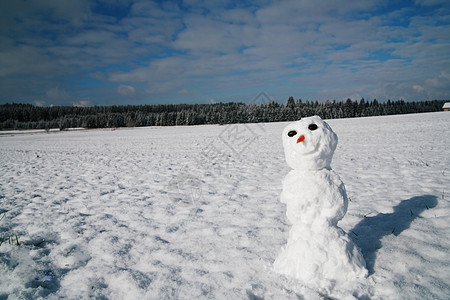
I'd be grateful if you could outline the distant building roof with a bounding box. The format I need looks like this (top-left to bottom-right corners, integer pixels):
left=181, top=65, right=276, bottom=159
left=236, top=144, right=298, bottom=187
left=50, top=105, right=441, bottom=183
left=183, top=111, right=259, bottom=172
left=443, top=102, right=450, bottom=109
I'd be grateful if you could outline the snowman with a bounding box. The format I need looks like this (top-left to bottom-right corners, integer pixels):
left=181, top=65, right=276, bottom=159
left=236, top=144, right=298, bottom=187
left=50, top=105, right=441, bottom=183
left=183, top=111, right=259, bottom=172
left=274, top=116, right=367, bottom=293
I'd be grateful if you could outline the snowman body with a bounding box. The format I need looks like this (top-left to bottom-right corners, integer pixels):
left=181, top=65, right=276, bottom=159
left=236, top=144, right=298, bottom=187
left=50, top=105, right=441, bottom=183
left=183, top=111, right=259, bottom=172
left=274, top=116, right=367, bottom=292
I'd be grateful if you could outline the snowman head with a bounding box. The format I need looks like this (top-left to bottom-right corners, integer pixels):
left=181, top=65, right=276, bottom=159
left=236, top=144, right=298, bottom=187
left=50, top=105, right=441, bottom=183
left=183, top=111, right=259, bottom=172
left=282, top=116, right=338, bottom=170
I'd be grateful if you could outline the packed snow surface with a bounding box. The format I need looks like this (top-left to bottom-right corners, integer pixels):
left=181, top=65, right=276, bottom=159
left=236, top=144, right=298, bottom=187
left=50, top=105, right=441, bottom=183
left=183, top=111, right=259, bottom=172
left=0, top=112, right=449, bottom=299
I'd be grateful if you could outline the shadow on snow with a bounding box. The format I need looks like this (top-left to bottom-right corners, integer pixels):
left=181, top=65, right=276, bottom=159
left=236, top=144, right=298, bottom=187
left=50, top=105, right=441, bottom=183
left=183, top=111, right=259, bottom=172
left=351, top=194, right=438, bottom=275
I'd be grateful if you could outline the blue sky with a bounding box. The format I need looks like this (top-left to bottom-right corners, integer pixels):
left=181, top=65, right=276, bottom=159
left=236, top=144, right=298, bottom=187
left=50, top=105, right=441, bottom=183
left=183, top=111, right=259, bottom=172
left=0, top=0, right=449, bottom=106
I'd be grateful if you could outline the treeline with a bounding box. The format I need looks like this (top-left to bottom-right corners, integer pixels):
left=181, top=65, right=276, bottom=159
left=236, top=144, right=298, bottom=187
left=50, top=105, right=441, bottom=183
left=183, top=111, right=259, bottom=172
left=0, top=98, right=446, bottom=130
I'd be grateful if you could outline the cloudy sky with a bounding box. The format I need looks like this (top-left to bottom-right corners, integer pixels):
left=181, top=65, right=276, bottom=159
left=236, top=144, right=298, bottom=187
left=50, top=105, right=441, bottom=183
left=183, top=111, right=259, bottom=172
left=1, top=0, right=449, bottom=106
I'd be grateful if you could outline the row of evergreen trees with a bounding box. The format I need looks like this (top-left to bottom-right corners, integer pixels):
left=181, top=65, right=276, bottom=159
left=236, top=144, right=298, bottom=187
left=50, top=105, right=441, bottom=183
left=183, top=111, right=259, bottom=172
left=0, top=98, right=446, bottom=130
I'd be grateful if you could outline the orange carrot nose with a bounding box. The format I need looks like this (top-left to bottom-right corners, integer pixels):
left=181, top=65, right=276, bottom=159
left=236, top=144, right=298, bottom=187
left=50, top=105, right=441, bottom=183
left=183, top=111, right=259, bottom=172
left=297, top=135, right=305, bottom=143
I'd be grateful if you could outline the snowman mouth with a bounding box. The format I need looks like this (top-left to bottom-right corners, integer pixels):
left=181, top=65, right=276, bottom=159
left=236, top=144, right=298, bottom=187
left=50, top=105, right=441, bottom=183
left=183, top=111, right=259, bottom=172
left=296, top=140, right=321, bottom=156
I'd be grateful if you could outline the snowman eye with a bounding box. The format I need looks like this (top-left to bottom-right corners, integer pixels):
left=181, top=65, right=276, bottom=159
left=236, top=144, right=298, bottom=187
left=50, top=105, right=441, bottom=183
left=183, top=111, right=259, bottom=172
left=308, top=124, right=318, bottom=131
left=287, top=130, right=297, bottom=137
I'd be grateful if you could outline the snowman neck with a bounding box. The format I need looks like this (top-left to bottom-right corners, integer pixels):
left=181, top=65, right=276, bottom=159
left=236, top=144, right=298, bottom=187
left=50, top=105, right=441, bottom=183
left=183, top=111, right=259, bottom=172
left=291, top=166, right=332, bottom=173
left=286, top=155, right=333, bottom=171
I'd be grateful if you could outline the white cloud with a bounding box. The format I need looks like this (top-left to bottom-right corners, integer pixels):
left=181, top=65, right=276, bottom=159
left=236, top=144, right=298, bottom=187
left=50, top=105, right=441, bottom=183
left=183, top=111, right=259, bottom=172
left=46, top=87, right=71, bottom=101
left=117, top=84, right=137, bottom=97
left=0, top=44, right=62, bottom=77
left=172, top=15, right=247, bottom=54
left=178, top=88, right=189, bottom=95
left=413, top=85, right=425, bottom=92
left=72, top=100, right=91, bottom=107
left=414, top=0, right=449, bottom=6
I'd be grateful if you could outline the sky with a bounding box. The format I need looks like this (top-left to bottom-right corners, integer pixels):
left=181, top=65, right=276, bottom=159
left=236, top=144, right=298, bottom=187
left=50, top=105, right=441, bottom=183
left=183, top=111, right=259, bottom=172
left=0, top=0, right=449, bottom=107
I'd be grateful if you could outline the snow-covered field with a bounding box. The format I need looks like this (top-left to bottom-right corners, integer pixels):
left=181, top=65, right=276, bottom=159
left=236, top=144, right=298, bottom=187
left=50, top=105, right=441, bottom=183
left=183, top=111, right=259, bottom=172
left=0, top=112, right=449, bottom=299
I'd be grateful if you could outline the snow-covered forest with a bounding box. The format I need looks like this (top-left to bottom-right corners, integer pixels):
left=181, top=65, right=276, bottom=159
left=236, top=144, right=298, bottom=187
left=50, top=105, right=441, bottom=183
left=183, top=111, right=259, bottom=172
left=1, top=98, right=446, bottom=130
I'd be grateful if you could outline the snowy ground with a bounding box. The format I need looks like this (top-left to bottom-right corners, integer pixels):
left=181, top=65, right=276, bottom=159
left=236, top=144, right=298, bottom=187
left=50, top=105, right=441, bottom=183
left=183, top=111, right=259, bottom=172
left=0, top=112, right=449, bottom=299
